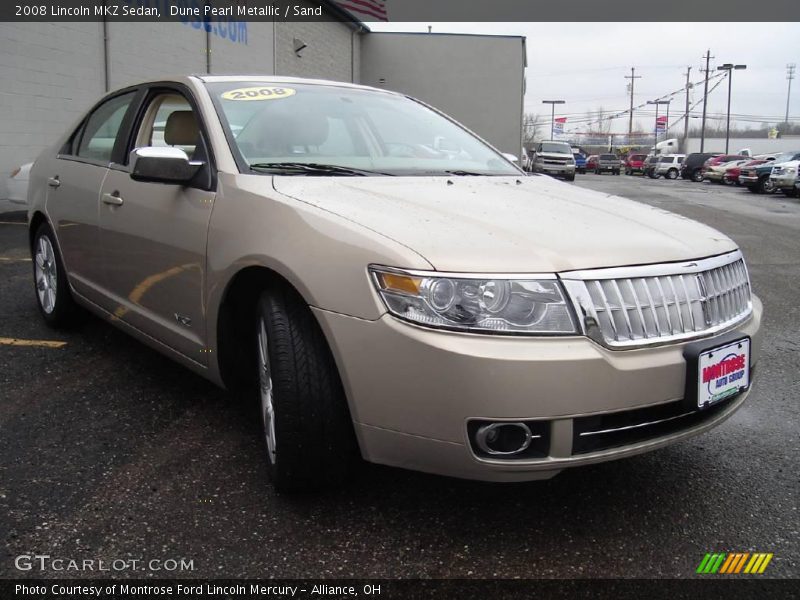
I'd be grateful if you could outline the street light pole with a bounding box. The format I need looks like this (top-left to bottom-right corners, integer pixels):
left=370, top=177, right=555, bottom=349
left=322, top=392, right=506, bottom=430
left=717, top=63, right=747, bottom=153
left=542, top=100, right=565, bottom=140
left=647, top=99, right=671, bottom=148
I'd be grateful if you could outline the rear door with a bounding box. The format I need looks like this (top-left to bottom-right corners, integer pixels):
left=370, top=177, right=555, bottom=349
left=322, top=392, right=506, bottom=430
left=45, top=90, right=138, bottom=306
left=98, top=85, right=216, bottom=362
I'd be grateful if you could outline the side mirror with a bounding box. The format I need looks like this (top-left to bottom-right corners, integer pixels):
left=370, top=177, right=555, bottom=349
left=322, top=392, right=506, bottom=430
left=130, top=147, right=203, bottom=184
left=502, top=152, right=519, bottom=164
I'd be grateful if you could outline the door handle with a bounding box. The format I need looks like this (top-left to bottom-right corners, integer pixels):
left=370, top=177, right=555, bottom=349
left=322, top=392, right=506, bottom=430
left=102, top=192, right=124, bottom=206
left=47, top=176, right=60, bottom=188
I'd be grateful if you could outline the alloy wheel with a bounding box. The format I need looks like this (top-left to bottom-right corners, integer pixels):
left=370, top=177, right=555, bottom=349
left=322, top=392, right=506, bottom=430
left=257, top=317, right=277, bottom=464
left=34, top=236, right=57, bottom=314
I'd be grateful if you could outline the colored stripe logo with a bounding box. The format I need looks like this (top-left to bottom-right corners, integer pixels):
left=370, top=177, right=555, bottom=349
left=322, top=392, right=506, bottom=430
left=697, top=552, right=773, bottom=574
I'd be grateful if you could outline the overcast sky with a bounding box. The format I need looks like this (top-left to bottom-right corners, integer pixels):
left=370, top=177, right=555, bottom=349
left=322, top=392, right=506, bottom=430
left=368, top=22, right=800, bottom=134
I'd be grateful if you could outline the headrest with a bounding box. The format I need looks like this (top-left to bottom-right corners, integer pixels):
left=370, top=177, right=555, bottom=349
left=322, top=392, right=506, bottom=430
left=164, top=111, right=199, bottom=146
left=238, top=109, right=330, bottom=156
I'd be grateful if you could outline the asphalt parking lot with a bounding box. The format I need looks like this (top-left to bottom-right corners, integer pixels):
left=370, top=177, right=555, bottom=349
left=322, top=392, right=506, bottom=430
left=1, top=174, right=798, bottom=580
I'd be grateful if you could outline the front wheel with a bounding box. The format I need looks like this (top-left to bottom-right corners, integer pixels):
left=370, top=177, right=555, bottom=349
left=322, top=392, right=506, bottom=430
left=565, top=174, right=575, bottom=182
left=32, top=222, right=79, bottom=328
left=255, top=285, right=357, bottom=492
left=666, top=169, right=678, bottom=180
left=691, top=170, right=704, bottom=183
left=759, top=177, right=775, bottom=194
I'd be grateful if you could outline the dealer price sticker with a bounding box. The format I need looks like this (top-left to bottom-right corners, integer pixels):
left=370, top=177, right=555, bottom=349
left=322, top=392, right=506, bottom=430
left=697, top=338, right=750, bottom=408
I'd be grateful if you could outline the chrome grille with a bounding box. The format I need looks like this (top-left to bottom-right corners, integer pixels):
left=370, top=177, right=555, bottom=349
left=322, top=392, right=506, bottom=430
left=561, top=251, right=752, bottom=348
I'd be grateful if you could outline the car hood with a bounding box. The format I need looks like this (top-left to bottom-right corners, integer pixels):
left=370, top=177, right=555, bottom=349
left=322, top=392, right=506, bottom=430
left=272, top=175, right=736, bottom=272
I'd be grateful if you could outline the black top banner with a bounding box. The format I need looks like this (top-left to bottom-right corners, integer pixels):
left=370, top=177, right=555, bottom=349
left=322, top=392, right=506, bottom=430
left=2, top=0, right=799, bottom=22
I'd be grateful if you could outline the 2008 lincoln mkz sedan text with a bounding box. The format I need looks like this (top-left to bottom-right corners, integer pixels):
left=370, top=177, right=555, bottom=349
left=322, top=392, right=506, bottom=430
left=27, top=76, right=762, bottom=491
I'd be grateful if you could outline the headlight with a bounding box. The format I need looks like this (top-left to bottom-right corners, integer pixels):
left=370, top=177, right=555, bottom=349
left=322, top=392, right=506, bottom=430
left=369, top=266, right=578, bottom=334
left=786, top=167, right=797, bottom=174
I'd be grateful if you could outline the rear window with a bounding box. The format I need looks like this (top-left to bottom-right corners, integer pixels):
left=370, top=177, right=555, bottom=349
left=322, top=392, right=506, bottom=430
left=630, top=154, right=646, bottom=160
left=600, top=154, right=617, bottom=160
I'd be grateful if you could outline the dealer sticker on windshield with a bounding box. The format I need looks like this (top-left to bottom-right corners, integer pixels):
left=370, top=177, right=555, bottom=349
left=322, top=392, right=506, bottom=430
left=221, top=86, right=296, bottom=101
left=697, top=338, right=750, bottom=408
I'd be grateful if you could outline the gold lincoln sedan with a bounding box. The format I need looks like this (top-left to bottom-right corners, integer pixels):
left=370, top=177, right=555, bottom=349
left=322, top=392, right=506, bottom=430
left=27, top=76, right=761, bottom=491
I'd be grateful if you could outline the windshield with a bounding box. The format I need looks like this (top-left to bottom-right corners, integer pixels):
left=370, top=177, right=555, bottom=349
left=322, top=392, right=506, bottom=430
left=206, top=82, right=520, bottom=176
left=539, top=142, right=571, bottom=154
left=773, top=152, right=797, bottom=163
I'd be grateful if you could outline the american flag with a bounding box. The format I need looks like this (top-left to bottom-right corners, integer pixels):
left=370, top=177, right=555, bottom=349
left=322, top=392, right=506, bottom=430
left=332, top=0, right=388, bottom=21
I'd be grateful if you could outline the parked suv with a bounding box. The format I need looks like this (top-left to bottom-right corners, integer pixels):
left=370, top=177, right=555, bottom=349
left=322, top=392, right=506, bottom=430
left=681, top=153, right=720, bottom=182
left=531, top=141, right=576, bottom=181
left=595, top=153, right=621, bottom=175
left=572, top=149, right=587, bottom=174
left=653, top=154, right=686, bottom=179
left=624, top=153, right=647, bottom=175
left=643, top=155, right=659, bottom=178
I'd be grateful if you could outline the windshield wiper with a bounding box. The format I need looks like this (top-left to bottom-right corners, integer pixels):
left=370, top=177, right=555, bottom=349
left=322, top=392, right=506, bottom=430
left=443, top=169, right=487, bottom=176
left=249, top=162, right=393, bottom=176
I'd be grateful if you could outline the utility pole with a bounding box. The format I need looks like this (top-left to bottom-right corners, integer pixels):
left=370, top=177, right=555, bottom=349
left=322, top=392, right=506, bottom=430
left=700, top=49, right=713, bottom=152
left=624, top=67, right=641, bottom=142
left=786, top=64, right=796, bottom=124
left=683, top=66, right=692, bottom=152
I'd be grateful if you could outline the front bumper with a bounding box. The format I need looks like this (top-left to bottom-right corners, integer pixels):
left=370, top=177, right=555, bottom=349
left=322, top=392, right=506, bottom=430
left=314, top=296, right=762, bottom=482
left=739, top=174, right=759, bottom=185
left=536, top=165, right=575, bottom=176
left=770, top=174, right=796, bottom=190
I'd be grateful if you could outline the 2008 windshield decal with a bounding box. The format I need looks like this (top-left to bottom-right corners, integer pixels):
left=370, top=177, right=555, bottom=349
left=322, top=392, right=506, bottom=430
left=221, top=87, right=297, bottom=101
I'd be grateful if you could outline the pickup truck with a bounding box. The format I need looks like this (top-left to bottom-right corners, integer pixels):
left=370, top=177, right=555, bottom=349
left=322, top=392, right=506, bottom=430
left=594, top=153, right=621, bottom=175
left=769, top=160, right=800, bottom=197
left=740, top=151, right=800, bottom=193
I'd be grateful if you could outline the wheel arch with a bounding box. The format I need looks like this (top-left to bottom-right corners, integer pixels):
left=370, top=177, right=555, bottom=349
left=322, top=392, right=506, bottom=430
left=215, top=264, right=332, bottom=395
left=28, top=210, right=49, bottom=250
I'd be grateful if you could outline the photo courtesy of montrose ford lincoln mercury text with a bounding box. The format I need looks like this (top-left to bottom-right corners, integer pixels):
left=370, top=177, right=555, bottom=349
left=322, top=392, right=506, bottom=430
left=26, top=75, right=762, bottom=491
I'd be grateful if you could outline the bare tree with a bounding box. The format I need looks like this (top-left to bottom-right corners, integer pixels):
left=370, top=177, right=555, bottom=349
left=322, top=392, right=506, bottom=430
left=523, top=113, right=542, bottom=145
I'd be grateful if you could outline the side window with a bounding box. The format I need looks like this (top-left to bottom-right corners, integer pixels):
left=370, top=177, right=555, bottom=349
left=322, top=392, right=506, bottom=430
left=135, top=93, right=199, bottom=159
left=76, top=92, right=136, bottom=163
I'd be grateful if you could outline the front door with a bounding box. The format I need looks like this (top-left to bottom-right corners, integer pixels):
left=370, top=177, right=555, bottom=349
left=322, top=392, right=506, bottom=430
left=99, top=89, right=216, bottom=363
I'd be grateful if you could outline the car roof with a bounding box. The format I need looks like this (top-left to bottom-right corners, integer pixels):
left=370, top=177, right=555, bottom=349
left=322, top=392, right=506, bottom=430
left=124, top=74, right=401, bottom=97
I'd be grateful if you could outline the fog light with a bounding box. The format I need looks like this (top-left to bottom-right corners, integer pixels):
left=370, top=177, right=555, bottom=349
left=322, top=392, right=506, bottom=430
left=475, top=422, right=533, bottom=455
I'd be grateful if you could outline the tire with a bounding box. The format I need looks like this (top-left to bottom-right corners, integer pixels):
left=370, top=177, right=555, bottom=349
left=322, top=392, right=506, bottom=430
left=759, top=177, right=775, bottom=194
left=32, top=222, right=79, bottom=328
left=746, top=185, right=759, bottom=193
left=691, top=170, right=704, bottom=183
left=614, top=169, right=620, bottom=176
left=625, top=168, right=631, bottom=175
left=783, top=188, right=798, bottom=198
left=594, top=169, right=600, bottom=175
left=565, top=174, right=575, bottom=182
left=666, top=169, right=678, bottom=180
left=255, top=285, right=357, bottom=492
